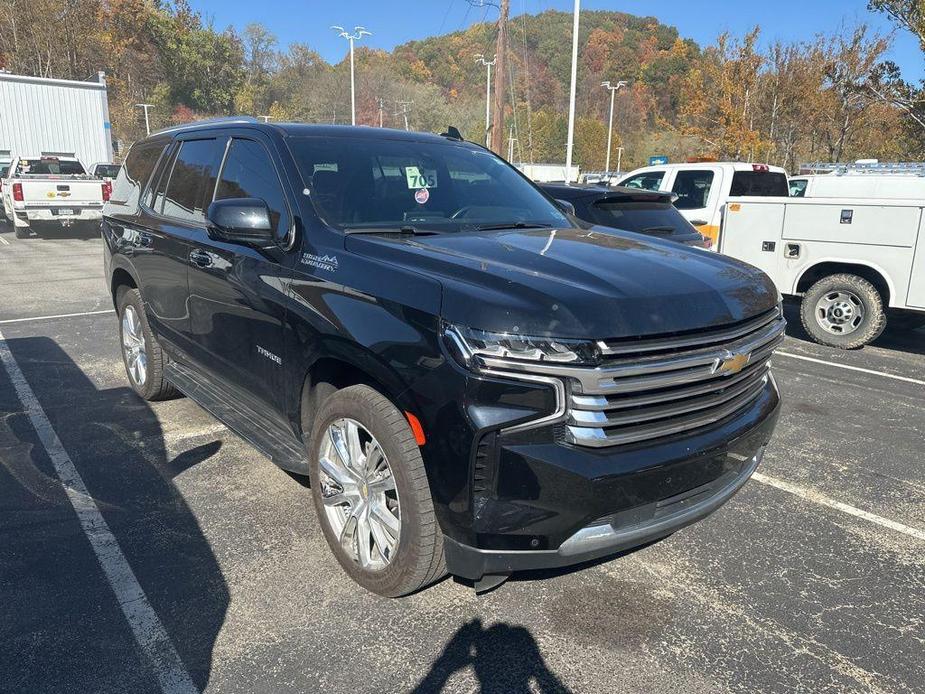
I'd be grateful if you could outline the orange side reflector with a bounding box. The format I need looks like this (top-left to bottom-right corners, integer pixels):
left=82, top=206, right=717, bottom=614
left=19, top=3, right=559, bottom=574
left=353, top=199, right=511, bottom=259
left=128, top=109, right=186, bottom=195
left=729, top=203, right=741, bottom=212
left=405, top=411, right=426, bottom=446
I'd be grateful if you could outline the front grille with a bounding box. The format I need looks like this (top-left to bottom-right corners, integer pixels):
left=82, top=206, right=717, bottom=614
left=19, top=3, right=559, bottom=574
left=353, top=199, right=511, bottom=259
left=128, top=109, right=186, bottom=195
left=477, top=307, right=785, bottom=448
left=566, top=308, right=784, bottom=447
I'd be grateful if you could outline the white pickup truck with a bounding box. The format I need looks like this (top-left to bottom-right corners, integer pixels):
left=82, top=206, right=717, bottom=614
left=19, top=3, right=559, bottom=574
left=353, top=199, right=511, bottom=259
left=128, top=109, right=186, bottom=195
left=1, top=156, right=110, bottom=238
left=720, top=196, right=925, bottom=348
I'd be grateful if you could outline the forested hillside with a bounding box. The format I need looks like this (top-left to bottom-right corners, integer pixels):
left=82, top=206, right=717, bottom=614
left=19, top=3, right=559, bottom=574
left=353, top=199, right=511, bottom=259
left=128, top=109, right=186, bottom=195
left=1, top=0, right=922, bottom=171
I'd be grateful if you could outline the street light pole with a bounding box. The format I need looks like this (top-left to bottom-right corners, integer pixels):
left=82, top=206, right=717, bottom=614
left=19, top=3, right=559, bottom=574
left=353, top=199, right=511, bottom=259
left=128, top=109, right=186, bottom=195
left=564, top=0, right=580, bottom=183
left=332, top=25, right=372, bottom=126
left=601, top=80, right=627, bottom=172
left=135, top=103, right=154, bottom=136
left=475, top=54, right=496, bottom=148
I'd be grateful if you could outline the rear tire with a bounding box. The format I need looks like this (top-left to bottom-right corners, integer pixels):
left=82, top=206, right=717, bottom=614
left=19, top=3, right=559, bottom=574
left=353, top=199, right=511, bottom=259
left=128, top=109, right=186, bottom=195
left=14, top=227, right=28, bottom=239
left=117, top=288, right=178, bottom=400
left=800, top=273, right=885, bottom=349
left=307, top=385, right=445, bottom=597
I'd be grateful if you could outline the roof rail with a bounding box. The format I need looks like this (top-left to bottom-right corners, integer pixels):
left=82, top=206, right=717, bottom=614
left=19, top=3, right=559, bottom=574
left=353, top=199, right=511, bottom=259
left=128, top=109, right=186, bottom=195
left=799, top=161, right=925, bottom=176
left=152, top=116, right=262, bottom=136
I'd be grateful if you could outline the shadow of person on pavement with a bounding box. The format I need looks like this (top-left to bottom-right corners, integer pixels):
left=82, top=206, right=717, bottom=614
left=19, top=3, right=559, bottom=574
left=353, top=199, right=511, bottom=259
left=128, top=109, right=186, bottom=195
left=412, top=618, right=571, bottom=694
left=0, top=335, right=228, bottom=692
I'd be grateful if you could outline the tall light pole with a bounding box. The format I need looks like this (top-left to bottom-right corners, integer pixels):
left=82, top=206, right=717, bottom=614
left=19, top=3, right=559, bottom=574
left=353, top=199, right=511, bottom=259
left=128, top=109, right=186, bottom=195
left=475, top=54, right=496, bottom=148
left=564, top=0, right=580, bottom=183
left=332, top=25, right=372, bottom=126
left=135, top=103, right=154, bottom=136
left=601, top=80, right=627, bottom=172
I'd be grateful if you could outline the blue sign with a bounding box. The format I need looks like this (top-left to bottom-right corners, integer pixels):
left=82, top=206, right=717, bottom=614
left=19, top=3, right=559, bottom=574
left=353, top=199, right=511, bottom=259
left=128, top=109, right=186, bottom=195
left=649, top=155, right=669, bottom=166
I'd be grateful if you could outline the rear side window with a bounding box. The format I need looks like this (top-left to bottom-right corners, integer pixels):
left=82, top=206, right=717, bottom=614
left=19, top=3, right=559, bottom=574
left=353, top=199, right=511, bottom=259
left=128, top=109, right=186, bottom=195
left=789, top=179, right=807, bottom=197
left=111, top=142, right=165, bottom=209
left=94, top=164, right=122, bottom=179
left=592, top=201, right=695, bottom=237
left=161, top=139, right=223, bottom=223
left=215, top=138, right=291, bottom=239
left=620, top=172, right=664, bottom=191
left=671, top=170, right=714, bottom=210
left=730, top=171, right=789, bottom=196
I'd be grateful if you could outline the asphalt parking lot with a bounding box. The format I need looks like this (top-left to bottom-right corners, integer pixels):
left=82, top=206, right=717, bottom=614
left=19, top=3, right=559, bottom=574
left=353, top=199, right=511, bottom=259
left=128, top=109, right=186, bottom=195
left=1, top=225, right=923, bottom=694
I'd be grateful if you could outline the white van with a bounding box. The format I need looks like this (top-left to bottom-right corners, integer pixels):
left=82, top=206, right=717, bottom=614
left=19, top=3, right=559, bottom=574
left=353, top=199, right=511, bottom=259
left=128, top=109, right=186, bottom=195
left=617, top=162, right=789, bottom=246
left=789, top=173, right=925, bottom=199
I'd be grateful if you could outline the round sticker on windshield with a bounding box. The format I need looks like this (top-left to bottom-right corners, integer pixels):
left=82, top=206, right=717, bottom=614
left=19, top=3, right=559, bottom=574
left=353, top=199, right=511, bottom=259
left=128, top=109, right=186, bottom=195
left=414, top=188, right=430, bottom=205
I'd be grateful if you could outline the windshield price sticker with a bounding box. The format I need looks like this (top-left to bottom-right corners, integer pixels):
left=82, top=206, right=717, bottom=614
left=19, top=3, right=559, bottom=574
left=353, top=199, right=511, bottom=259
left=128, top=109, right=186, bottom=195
left=405, top=166, right=437, bottom=189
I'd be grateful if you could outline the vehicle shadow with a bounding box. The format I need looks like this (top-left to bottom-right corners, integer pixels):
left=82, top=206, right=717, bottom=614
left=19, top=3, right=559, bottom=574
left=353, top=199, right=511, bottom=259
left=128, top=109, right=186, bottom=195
left=782, top=300, right=925, bottom=357
left=412, top=618, right=571, bottom=694
left=0, top=336, right=227, bottom=692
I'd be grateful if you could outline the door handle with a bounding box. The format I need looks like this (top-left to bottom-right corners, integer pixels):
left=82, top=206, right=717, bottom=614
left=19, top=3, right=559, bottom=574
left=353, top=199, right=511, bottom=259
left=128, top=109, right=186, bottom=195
left=189, top=249, right=212, bottom=268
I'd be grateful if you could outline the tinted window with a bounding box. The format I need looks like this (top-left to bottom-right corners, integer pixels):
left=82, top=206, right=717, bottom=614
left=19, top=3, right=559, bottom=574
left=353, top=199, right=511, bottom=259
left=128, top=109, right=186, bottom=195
left=620, top=172, right=664, bottom=191
left=789, top=178, right=808, bottom=197
left=215, top=138, right=290, bottom=238
left=592, top=201, right=696, bottom=238
left=148, top=145, right=178, bottom=211
left=111, top=143, right=165, bottom=208
left=94, top=164, right=122, bottom=179
left=16, top=159, right=85, bottom=175
left=730, top=171, right=789, bottom=196
left=289, top=136, right=568, bottom=232
left=161, top=139, right=223, bottom=223
left=671, top=170, right=714, bottom=210
left=0, top=165, right=9, bottom=178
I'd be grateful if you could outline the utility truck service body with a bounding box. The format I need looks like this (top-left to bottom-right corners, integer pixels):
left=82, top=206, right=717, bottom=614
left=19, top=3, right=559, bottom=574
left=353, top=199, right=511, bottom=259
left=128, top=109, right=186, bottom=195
left=720, top=196, right=925, bottom=347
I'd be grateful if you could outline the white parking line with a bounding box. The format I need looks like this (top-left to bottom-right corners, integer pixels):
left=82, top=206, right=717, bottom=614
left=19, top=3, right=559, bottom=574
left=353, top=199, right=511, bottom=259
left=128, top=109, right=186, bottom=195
left=0, top=329, right=198, bottom=694
left=752, top=472, right=925, bottom=542
left=776, top=351, right=925, bottom=387
left=0, top=309, right=115, bottom=325
left=0, top=235, right=9, bottom=245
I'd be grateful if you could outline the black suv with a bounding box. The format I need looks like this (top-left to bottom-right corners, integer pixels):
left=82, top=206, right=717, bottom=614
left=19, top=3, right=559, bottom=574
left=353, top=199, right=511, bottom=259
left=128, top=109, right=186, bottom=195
left=103, top=120, right=783, bottom=596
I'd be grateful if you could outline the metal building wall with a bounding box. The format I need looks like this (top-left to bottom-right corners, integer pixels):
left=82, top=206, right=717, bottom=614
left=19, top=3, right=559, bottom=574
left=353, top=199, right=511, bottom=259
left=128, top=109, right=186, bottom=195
left=0, top=72, right=113, bottom=166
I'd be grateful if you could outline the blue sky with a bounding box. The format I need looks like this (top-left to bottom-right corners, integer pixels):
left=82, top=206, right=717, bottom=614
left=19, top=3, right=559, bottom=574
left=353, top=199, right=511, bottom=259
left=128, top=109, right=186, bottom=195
left=189, top=0, right=924, bottom=81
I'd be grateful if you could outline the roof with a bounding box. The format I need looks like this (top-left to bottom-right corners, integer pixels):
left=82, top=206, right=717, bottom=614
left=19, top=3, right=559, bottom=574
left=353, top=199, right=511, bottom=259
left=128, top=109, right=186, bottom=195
left=623, top=162, right=788, bottom=174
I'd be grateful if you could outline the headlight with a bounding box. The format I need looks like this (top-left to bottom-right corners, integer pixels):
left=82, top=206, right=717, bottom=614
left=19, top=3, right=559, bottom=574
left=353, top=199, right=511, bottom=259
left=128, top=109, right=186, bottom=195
left=443, top=323, right=602, bottom=368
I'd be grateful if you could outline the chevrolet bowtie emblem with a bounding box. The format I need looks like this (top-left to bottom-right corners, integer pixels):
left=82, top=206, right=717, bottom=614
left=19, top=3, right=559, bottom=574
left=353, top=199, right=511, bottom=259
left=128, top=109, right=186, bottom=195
left=717, top=352, right=750, bottom=375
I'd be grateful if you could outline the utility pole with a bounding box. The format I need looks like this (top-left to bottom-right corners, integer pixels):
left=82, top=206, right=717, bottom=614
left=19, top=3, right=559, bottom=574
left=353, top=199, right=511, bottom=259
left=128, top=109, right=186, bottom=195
left=564, top=0, right=580, bottom=183
left=491, top=0, right=509, bottom=154
left=378, top=98, right=384, bottom=127
left=331, top=25, right=372, bottom=126
left=507, top=124, right=517, bottom=162
left=601, top=80, right=627, bottom=172
left=135, top=103, right=154, bottom=136
left=474, top=54, right=496, bottom=148
left=615, top=146, right=624, bottom=174
left=394, top=101, right=413, bottom=131
left=258, top=115, right=271, bottom=123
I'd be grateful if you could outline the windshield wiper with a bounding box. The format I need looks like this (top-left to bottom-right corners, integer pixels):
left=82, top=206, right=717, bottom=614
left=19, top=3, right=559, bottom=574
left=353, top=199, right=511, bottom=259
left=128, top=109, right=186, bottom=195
left=344, top=225, right=439, bottom=236
left=640, top=226, right=677, bottom=234
left=473, top=221, right=553, bottom=231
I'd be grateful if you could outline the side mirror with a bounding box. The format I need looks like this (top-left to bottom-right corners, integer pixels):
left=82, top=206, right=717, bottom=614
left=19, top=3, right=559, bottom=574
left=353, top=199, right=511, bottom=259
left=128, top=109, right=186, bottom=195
left=206, top=198, right=274, bottom=245
left=555, top=199, right=576, bottom=216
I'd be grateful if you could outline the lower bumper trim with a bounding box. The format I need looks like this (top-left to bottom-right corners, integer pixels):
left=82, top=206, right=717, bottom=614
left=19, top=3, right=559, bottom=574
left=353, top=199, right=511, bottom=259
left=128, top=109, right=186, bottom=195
left=443, top=446, right=765, bottom=580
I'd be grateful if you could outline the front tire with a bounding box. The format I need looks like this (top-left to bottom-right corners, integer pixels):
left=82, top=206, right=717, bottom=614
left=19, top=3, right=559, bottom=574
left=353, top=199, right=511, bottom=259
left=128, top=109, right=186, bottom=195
left=117, top=288, right=177, bottom=400
left=800, top=273, right=885, bottom=349
left=308, top=385, right=445, bottom=597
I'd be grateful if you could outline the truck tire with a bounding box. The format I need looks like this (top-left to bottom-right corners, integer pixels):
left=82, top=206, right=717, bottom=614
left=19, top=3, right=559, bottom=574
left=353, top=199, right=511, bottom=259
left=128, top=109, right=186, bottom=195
left=307, top=385, right=446, bottom=597
left=117, top=288, right=178, bottom=400
left=14, top=226, right=29, bottom=239
left=800, top=273, right=885, bottom=349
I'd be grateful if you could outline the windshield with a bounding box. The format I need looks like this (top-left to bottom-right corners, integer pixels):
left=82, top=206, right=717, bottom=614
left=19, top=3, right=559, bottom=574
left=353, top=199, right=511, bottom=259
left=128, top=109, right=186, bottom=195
left=94, top=164, right=121, bottom=178
left=288, top=136, right=569, bottom=232
left=0, top=165, right=9, bottom=178
left=592, top=201, right=696, bottom=237
left=15, top=159, right=86, bottom=176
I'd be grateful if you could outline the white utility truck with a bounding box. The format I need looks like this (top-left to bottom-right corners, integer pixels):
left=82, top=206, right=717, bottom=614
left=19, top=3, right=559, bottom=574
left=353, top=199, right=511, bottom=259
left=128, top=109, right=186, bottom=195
left=720, top=196, right=925, bottom=348
left=2, top=156, right=109, bottom=238
left=617, top=162, right=790, bottom=247
left=790, top=162, right=925, bottom=199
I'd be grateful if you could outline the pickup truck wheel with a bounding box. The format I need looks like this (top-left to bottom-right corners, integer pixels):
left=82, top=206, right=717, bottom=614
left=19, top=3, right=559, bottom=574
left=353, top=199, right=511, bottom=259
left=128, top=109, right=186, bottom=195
left=117, top=288, right=177, bottom=400
left=308, top=385, right=446, bottom=597
left=800, top=274, right=885, bottom=349
left=14, top=227, right=29, bottom=239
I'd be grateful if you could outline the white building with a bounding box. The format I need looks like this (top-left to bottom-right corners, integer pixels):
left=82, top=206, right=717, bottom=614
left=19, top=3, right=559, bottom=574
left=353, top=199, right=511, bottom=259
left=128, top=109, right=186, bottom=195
left=0, top=71, right=113, bottom=165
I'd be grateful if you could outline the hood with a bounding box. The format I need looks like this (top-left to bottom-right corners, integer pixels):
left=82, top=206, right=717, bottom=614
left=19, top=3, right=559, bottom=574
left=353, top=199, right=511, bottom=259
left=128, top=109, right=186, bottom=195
left=344, top=226, right=779, bottom=339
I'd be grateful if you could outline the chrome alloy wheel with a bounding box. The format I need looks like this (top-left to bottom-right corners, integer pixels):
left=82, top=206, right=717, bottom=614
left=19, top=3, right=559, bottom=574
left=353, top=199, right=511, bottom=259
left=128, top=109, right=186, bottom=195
left=121, top=305, right=148, bottom=386
left=816, top=290, right=865, bottom=335
left=318, top=418, right=401, bottom=570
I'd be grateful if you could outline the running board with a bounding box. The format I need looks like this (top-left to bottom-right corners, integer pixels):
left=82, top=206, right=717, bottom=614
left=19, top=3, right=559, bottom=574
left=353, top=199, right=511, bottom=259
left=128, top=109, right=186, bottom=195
left=164, top=362, right=308, bottom=474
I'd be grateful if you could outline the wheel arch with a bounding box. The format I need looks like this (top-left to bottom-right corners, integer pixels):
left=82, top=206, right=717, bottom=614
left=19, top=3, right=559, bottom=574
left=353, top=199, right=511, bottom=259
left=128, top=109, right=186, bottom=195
left=793, top=260, right=894, bottom=307
left=110, top=264, right=139, bottom=309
